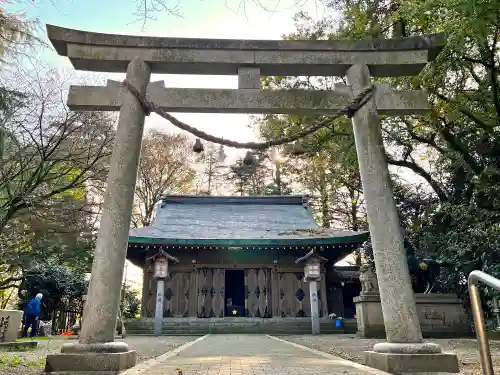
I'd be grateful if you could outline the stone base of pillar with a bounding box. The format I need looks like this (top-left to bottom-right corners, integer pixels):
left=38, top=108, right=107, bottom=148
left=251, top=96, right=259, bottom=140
left=45, top=342, right=136, bottom=374
left=364, top=342, right=459, bottom=374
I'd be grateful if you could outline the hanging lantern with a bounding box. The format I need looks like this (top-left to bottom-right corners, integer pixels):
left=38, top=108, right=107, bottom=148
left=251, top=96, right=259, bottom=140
left=243, top=151, right=254, bottom=166
left=193, top=138, right=204, bottom=153
left=305, top=263, right=321, bottom=279
left=153, top=255, right=169, bottom=279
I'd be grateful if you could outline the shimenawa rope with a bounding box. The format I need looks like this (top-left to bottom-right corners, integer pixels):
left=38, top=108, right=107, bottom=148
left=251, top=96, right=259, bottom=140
left=122, top=80, right=374, bottom=150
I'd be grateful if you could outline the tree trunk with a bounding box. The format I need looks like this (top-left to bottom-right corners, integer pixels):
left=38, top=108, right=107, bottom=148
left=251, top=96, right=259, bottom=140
left=319, top=168, right=330, bottom=228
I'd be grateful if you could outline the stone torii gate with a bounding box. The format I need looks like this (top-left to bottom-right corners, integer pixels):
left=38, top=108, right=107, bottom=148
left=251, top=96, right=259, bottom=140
left=45, top=25, right=459, bottom=374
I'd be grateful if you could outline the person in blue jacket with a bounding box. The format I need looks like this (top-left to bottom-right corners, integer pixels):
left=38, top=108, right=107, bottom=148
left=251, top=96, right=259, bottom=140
left=23, top=293, right=43, bottom=337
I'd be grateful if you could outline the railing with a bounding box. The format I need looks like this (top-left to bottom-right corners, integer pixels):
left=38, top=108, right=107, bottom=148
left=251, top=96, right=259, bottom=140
left=468, top=270, right=500, bottom=375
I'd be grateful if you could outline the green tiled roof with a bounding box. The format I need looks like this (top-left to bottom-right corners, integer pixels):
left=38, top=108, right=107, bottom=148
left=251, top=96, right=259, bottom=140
left=128, top=195, right=369, bottom=246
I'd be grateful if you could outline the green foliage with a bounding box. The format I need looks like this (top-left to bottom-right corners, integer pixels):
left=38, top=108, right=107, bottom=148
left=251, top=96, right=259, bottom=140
left=18, top=264, right=86, bottom=321
left=0, top=353, right=45, bottom=369
left=120, top=285, right=141, bottom=319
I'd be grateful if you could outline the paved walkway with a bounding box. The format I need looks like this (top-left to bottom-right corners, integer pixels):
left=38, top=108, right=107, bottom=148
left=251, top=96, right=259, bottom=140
left=136, top=335, right=388, bottom=375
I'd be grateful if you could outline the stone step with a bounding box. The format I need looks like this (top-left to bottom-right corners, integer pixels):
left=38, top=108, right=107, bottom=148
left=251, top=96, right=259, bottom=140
left=124, top=318, right=349, bottom=335
left=128, top=330, right=344, bottom=335
left=126, top=321, right=343, bottom=326
left=125, top=326, right=344, bottom=334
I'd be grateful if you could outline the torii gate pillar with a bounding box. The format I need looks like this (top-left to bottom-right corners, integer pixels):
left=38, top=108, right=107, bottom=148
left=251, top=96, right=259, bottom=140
left=46, top=58, right=150, bottom=373
left=347, top=64, right=459, bottom=374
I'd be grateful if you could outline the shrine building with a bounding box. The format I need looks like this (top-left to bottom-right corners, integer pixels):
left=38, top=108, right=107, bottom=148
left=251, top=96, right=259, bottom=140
left=126, top=195, right=368, bottom=331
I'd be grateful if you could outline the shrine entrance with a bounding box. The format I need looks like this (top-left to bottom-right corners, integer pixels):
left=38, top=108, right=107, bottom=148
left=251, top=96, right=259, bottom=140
left=225, top=270, right=245, bottom=317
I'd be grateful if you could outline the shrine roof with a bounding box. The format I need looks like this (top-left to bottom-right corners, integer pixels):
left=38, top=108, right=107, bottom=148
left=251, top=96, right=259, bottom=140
left=128, top=195, right=368, bottom=246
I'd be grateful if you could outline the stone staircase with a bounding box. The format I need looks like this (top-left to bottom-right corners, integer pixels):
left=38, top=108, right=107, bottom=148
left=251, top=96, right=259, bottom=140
left=125, top=317, right=356, bottom=335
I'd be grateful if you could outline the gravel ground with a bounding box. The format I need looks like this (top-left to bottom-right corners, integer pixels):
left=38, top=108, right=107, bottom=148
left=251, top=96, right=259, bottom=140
left=0, top=335, right=201, bottom=375
left=278, top=334, right=500, bottom=375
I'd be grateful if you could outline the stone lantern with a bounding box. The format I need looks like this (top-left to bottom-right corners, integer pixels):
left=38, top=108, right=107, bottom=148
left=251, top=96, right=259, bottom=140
left=147, top=248, right=179, bottom=337
left=295, top=249, right=328, bottom=335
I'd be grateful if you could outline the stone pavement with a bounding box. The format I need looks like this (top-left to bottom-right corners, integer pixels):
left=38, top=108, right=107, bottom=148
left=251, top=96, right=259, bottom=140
left=129, top=335, right=389, bottom=375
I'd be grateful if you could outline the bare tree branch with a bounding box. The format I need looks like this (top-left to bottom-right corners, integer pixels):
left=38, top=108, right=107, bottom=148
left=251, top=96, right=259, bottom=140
left=133, top=130, right=196, bottom=227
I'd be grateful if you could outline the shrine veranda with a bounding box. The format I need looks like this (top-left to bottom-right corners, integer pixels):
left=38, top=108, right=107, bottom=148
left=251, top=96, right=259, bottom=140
left=44, top=25, right=461, bottom=375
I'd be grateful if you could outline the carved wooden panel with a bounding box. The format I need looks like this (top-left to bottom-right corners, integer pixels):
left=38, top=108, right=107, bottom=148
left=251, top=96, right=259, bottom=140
left=163, top=277, right=173, bottom=317
left=141, top=270, right=151, bottom=317
left=296, top=273, right=310, bottom=317
left=197, top=268, right=212, bottom=318
left=163, top=273, right=190, bottom=317
left=257, top=268, right=271, bottom=317
left=212, top=269, right=225, bottom=318
left=244, top=268, right=258, bottom=317
left=278, top=272, right=310, bottom=317
left=271, top=269, right=279, bottom=317
left=243, top=268, right=271, bottom=318
left=319, top=276, right=328, bottom=317
left=145, top=275, right=157, bottom=317
left=188, top=271, right=198, bottom=317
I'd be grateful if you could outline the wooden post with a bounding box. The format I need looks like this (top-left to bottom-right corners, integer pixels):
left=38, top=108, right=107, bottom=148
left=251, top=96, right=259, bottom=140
left=309, top=279, right=320, bottom=335
left=149, top=250, right=179, bottom=336
left=154, top=279, right=165, bottom=337
left=295, top=249, right=328, bottom=335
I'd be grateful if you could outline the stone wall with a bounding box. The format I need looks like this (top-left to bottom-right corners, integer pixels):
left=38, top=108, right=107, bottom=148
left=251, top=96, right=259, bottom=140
left=0, top=310, right=23, bottom=343
left=354, top=293, right=472, bottom=338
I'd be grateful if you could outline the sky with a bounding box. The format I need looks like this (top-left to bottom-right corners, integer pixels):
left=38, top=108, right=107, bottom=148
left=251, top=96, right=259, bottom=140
left=8, top=0, right=431, bottom=290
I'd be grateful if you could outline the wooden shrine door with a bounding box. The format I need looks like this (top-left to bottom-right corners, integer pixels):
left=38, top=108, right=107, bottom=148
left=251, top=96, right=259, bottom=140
left=244, top=268, right=271, bottom=317
left=196, top=268, right=225, bottom=318
left=163, top=272, right=191, bottom=317
left=278, top=272, right=311, bottom=317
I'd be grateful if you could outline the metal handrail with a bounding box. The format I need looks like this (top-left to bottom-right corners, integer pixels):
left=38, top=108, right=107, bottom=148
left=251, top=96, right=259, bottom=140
left=468, top=270, right=500, bottom=375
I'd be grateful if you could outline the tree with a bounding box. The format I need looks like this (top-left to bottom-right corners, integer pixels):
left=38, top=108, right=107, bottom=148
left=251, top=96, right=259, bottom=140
left=0, top=62, right=115, bottom=291
left=120, top=284, right=141, bottom=319
left=18, top=263, right=86, bottom=322
left=257, top=50, right=365, bottom=229
left=278, top=1, right=500, bottom=309
left=133, top=130, right=196, bottom=227
left=0, top=63, right=114, bottom=232
left=0, top=2, right=41, bottom=61
left=225, top=151, right=272, bottom=196
left=134, top=0, right=322, bottom=30
left=196, top=143, right=226, bottom=195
